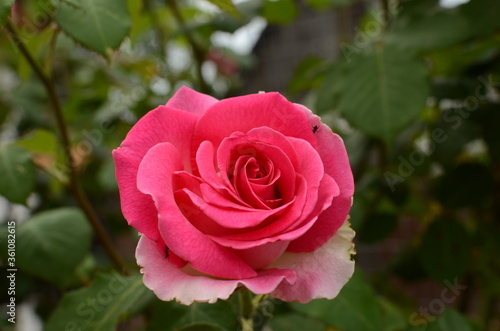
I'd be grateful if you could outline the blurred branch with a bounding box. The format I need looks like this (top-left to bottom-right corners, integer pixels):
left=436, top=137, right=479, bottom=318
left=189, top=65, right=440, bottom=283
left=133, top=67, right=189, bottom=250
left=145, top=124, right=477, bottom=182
left=165, top=0, right=209, bottom=93
left=4, top=20, right=129, bottom=275
left=379, top=0, right=390, bottom=26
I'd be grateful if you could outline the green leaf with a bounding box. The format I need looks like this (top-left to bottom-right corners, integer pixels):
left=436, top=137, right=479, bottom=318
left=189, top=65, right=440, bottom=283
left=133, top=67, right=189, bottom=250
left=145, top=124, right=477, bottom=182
left=46, top=273, right=149, bottom=331
left=0, top=145, right=36, bottom=204
left=290, top=270, right=383, bottom=331
left=147, top=300, right=238, bottom=331
left=459, top=0, right=500, bottom=37
left=0, top=0, right=14, bottom=26
left=204, top=0, right=239, bottom=17
left=54, top=0, right=131, bottom=56
left=262, top=0, right=298, bottom=25
left=335, top=44, right=429, bottom=142
left=421, top=308, right=474, bottom=331
left=177, top=323, right=225, bottom=331
left=267, top=313, right=325, bottom=331
left=288, top=55, right=326, bottom=94
left=304, top=0, right=352, bottom=11
left=385, top=6, right=472, bottom=51
left=419, top=218, right=471, bottom=281
left=16, top=129, right=58, bottom=160
left=16, top=208, right=92, bottom=287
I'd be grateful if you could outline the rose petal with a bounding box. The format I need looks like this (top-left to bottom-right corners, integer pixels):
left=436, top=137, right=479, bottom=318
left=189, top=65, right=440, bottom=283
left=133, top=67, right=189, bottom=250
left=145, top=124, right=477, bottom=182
left=231, top=241, right=289, bottom=269
left=166, top=85, right=218, bottom=116
left=209, top=173, right=338, bottom=248
left=112, top=107, right=198, bottom=241
left=286, top=196, right=351, bottom=253
left=269, top=220, right=355, bottom=303
left=192, top=93, right=317, bottom=172
left=137, top=142, right=256, bottom=279
left=136, top=235, right=296, bottom=305
left=297, top=104, right=354, bottom=197
left=181, top=187, right=294, bottom=229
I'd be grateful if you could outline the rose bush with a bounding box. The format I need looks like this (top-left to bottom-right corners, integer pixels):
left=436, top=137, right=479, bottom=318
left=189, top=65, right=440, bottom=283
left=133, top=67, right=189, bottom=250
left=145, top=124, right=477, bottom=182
left=113, top=87, right=355, bottom=304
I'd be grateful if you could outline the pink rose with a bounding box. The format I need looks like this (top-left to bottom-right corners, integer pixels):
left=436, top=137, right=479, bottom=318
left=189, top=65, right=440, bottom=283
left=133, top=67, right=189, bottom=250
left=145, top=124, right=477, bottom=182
left=113, top=87, right=355, bottom=304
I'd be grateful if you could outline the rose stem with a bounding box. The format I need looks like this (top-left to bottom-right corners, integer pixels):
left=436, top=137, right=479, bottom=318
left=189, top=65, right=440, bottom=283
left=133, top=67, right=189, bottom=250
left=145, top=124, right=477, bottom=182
left=4, top=20, right=129, bottom=275
left=238, top=288, right=255, bottom=331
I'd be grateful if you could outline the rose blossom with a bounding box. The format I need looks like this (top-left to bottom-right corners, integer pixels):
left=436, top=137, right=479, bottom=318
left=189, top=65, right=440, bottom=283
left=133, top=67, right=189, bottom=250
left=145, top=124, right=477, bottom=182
left=113, top=86, right=355, bottom=304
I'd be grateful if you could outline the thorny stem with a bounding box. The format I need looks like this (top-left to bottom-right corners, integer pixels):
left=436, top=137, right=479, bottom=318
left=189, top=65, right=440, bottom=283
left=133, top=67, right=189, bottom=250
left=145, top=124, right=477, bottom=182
left=165, top=0, right=210, bottom=94
left=4, top=20, right=129, bottom=275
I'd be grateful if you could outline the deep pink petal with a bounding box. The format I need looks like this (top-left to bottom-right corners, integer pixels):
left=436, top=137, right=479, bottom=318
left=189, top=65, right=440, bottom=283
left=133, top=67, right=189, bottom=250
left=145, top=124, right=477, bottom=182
left=196, top=141, right=248, bottom=207
left=112, top=107, right=198, bottom=241
left=269, top=220, right=355, bottom=303
left=166, top=85, right=218, bottom=116
left=181, top=188, right=294, bottom=229
left=231, top=241, right=289, bottom=269
left=287, top=196, right=352, bottom=253
left=192, top=93, right=317, bottom=171
left=136, top=235, right=296, bottom=305
left=209, top=173, right=338, bottom=249
left=217, top=137, right=296, bottom=203
left=297, top=104, right=354, bottom=197
left=286, top=137, right=325, bottom=219
left=136, top=142, right=256, bottom=279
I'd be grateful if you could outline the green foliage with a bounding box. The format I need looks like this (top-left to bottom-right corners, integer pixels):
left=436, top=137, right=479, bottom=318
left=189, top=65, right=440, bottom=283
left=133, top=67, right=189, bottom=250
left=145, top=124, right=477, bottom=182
left=0, top=0, right=14, bottom=26
left=54, top=0, right=132, bottom=56
left=290, top=270, right=384, bottom=330
left=204, top=0, right=240, bottom=17
left=14, top=208, right=92, bottom=287
left=333, top=44, right=430, bottom=143
left=148, top=300, right=238, bottom=331
left=267, top=313, right=325, bottom=331
left=45, top=273, right=149, bottom=331
left=262, top=0, right=298, bottom=25
left=0, top=145, right=36, bottom=204
left=418, top=218, right=471, bottom=281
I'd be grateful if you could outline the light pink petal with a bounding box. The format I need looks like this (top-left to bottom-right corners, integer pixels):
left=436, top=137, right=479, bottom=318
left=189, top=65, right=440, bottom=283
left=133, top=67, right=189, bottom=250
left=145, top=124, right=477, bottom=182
left=192, top=93, right=317, bottom=169
left=166, top=85, right=219, bottom=116
left=286, top=195, right=351, bottom=253
left=112, top=107, right=198, bottom=241
left=297, top=104, right=354, bottom=197
left=136, top=142, right=256, bottom=279
left=269, top=220, right=356, bottom=303
left=136, top=235, right=296, bottom=305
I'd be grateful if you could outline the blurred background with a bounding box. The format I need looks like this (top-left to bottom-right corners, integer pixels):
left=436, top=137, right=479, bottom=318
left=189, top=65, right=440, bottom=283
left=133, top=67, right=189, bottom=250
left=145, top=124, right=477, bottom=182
left=0, top=0, right=499, bottom=330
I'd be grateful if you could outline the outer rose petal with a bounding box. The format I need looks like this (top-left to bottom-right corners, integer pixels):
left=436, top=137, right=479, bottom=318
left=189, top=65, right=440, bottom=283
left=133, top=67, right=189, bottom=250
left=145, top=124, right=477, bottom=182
left=286, top=196, right=352, bottom=253
left=136, top=235, right=296, bottom=305
left=112, top=108, right=198, bottom=242
left=296, top=103, right=354, bottom=197
left=166, top=85, right=219, bottom=116
left=192, top=93, right=317, bottom=172
left=269, top=219, right=356, bottom=303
